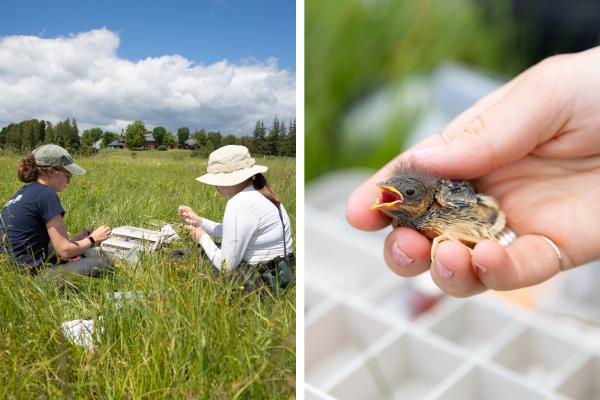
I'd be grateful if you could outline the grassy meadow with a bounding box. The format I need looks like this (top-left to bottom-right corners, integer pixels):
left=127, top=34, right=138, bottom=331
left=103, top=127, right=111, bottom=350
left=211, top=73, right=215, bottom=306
left=0, top=149, right=296, bottom=399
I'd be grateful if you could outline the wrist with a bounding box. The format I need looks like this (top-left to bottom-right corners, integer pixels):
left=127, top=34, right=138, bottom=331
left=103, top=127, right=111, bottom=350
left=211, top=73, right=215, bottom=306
left=87, top=235, right=96, bottom=247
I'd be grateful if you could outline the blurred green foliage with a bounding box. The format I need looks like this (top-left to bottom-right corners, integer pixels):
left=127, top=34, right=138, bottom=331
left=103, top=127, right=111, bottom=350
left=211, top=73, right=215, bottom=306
left=305, top=0, right=525, bottom=181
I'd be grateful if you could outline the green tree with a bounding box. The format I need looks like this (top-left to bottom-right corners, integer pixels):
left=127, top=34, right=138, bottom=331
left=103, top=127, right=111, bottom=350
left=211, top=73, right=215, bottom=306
left=238, top=135, right=253, bottom=150
left=34, top=119, right=46, bottom=146
left=193, top=128, right=207, bottom=147
left=152, top=126, right=167, bottom=146
left=44, top=122, right=55, bottom=144
left=67, top=118, right=81, bottom=151
left=222, top=134, right=237, bottom=146
left=177, top=127, right=190, bottom=146
left=2, top=123, right=19, bottom=150
left=53, top=120, right=68, bottom=148
left=51, top=118, right=80, bottom=151
left=206, top=131, right=222, bottom=152
left=266, top=116, right=282, bottom=156
left=1, top=119, right=48, bottom=151
left=82, top=127, right=103, bottom=147
left=22, top=120, right=35, bottom=150
left=125, top=120, right=146, bottom=149
left=101, top=131, right=120, bottom=148
left=279, top=120, right=287, bottom=154
left=252, top=120, right=267, bottom=155
left=278, top=118, right=295, bottom=157
left=286, top=117, right=296, bottom=157
left=9, top=124, right=24, bottom=150
left=0, top=125, right=7, bottom=147
left=163, top=133, right=177, bottom=147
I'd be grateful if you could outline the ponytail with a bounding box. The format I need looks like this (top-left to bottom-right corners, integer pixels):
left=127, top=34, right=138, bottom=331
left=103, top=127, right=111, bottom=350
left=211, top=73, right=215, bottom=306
left=17, top=155, right=40, bottom=183
left=252, top=173, right=281, bottom=206
left=17, top=154, right=57, bottom=183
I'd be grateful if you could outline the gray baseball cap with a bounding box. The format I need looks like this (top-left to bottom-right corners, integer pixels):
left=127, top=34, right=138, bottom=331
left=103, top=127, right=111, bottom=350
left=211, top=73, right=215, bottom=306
left=32, top=144, right=86, bottom=175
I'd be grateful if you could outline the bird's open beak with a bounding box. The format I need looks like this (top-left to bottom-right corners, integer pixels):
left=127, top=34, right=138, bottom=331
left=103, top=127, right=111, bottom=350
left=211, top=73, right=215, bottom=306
left=371, top=185, right=404, bottom=210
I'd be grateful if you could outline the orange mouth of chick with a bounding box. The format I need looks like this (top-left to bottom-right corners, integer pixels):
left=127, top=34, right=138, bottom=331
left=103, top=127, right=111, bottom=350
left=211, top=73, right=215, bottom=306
left=371, top=185, right=404, bottom=210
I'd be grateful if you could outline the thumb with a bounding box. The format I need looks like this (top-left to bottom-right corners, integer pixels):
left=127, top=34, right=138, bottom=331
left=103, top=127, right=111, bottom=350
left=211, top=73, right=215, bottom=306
left=405, top=60, right=571, bottom=179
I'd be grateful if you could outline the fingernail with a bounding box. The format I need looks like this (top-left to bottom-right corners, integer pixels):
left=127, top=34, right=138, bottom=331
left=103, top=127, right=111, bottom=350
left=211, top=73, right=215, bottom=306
left=392, top=241, right=414, bottom=265
left=474, top=262, right=487, bottom=274
left=434, top=259, right=454, bottom=279
left=410, top=145, right=446, bottom=160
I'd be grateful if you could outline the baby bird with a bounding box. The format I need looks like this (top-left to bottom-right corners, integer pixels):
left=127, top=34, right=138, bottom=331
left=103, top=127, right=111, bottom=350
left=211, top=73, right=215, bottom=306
left=371, top=169, right=508, bottom=259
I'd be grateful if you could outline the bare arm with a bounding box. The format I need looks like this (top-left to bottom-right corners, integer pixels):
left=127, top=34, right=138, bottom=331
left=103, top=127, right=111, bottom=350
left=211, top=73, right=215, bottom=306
left=46, top=215, right=111, bottom=258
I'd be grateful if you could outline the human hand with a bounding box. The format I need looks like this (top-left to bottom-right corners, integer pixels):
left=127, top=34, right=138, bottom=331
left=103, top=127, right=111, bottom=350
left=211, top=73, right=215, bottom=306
left=90, top=225, right=112, bottom=244
left=178, top=205, right=203, bottom=227
left=185, top=225, right=206, bottom=243
left=347, top=47, right=600, bottom=297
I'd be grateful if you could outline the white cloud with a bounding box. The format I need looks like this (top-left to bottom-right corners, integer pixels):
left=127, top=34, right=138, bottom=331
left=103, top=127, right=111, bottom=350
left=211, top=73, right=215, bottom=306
left=0, top=28, right=295, bottom=135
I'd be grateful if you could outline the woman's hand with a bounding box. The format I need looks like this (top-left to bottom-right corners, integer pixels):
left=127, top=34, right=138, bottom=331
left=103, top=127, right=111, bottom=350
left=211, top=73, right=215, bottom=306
left=90, top=225, right=112, bottom=244
left=178, top=205, right=203, bottom=227
left=185, top=225, right=206, bottom=243
left=48, top=217, right=111, bottom=258
left=347, top=46, right=600, bottom=297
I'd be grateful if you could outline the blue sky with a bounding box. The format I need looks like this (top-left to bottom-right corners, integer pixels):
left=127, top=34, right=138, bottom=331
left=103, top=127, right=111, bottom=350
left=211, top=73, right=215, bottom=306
left=0, top=0, right=296, bottom=135
left=0, top=0, right=296, bottom=70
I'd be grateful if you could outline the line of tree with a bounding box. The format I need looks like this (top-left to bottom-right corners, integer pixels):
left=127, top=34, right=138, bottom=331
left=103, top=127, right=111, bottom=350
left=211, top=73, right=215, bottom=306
left=0, top=116, right=296, bottom=157
left=0, top=118, right=82, bottom=153
left=188, top=116, right=296, bottom=157
left=250, top=116, right=296, bottom=157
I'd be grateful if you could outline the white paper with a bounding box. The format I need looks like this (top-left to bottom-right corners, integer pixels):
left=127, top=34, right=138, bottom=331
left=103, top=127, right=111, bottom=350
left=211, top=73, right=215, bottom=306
left=61, top=318, right=102, bottom=350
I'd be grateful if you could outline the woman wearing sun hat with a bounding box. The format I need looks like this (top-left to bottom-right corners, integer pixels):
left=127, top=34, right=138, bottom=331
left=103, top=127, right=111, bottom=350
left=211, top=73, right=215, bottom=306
left=178, top=145, right=294, bottom=292
left=0, top=144, right=112, bottom=277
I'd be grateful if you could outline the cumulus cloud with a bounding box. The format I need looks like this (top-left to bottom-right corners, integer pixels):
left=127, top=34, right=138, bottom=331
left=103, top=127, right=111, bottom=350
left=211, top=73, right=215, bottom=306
left=0, top=28, right=295, bottom=135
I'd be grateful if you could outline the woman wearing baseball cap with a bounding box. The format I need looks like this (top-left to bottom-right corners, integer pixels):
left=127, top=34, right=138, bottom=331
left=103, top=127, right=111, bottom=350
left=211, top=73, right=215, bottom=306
left=0, top=144, right=112, bottom=277
left=177, top=145, right=294, bottom=293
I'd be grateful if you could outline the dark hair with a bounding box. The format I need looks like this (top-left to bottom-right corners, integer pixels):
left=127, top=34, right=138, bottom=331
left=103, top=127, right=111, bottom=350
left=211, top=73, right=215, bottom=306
left=17, top=155, right=57, bottom=183
left=252, top=173, right=281, bottom=206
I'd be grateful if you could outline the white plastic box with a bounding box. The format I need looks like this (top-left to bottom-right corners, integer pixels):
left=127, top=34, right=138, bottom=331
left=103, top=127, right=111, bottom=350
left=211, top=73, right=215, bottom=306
left=100, top=225, right=179, bottom=263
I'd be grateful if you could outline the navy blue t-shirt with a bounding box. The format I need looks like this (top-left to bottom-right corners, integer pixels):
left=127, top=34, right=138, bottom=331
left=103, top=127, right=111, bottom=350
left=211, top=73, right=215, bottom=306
left=0, top=183, right=65, bottom=267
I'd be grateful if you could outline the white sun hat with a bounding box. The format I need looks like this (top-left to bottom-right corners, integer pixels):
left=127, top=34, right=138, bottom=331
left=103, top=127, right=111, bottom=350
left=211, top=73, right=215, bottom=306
left=196, top=145, right=268, bottom=186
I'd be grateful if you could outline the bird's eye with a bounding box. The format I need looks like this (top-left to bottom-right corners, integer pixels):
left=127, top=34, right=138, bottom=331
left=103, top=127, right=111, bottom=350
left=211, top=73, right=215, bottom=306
left=406, top=188, right=415, bottom=196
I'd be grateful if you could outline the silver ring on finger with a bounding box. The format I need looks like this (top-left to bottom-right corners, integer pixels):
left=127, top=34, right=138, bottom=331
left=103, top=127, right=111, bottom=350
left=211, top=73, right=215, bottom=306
left=497, top=227, right=518, bottom=247
left=539, top=235, right=565, bottom=272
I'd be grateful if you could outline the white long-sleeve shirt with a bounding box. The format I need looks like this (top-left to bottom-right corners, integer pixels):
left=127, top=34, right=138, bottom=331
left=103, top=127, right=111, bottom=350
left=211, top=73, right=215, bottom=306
left=198, top=185, right=293, bottom=271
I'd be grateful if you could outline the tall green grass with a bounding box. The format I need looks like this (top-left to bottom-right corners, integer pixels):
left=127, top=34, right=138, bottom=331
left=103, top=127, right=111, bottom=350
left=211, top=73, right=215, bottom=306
left=0, top=150, right=295, bottom=399
left=305, top=0, right=522, bottom=181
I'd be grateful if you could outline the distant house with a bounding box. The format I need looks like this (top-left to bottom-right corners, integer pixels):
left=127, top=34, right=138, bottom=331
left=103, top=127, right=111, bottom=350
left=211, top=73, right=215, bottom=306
left=93, top=139, right=102, bottom=150
left=143, top=133, right=158, bottom=149
left=183, top=138, right=198, bottom=150
left=106, top=131, right=159, bottom=149
left=107, top=140, right=124, bottom=149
